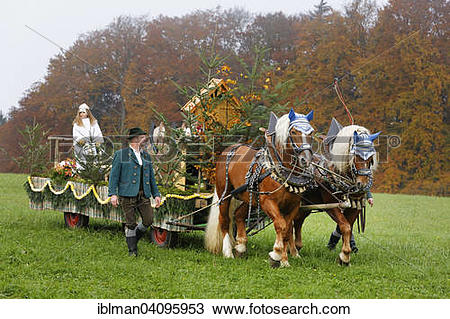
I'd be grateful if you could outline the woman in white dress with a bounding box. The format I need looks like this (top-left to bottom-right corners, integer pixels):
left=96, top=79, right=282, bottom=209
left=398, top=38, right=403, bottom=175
left=72, top=103, right=104, bottom=168
left=153, top=121, right=166, bottom=145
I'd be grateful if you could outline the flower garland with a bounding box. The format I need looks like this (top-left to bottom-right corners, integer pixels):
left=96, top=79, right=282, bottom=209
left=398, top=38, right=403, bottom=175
left=26, top=176, right=213, bottom=207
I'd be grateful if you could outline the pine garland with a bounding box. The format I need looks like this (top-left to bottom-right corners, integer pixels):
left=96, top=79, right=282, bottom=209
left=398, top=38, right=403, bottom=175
left=24, top=180, right=115, bottom=217
left=24, top=177, right=213, bottom=224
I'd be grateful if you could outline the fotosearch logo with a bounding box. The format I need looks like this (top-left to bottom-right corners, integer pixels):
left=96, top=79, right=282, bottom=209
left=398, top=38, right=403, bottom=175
left=48, top=134, right=401, bottom=165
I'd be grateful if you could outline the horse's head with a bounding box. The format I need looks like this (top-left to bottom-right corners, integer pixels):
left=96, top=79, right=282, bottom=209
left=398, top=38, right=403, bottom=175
left=330, top=125, right=380, bottom=192
left=350, top=130, right=380, bottom=191
left=274, top=108, right=314, bottom=168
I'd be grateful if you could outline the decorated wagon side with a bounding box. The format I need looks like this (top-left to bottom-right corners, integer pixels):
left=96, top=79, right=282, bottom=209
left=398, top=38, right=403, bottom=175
left=24, top=176, right=214, bottom=247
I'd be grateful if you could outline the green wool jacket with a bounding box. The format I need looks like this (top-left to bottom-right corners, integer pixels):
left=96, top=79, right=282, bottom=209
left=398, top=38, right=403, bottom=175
left=108, top=147, right=160, bottom=198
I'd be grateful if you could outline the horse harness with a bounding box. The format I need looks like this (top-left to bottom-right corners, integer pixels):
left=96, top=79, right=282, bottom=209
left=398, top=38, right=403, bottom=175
left=266, top=133, right=314, bottom=193
left=218, top=123, right=316, bottom=228
left=310, top=133, right=376, bottom=232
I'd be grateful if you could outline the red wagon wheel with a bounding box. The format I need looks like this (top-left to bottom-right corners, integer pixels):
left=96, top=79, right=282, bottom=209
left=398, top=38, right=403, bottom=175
left=64, top=212, right=89, bottom=228
left=150, top=227, right=177, bottom=248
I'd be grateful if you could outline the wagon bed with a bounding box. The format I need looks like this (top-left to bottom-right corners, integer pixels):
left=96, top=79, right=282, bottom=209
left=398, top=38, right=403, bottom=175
left=25, top=176, right=214, bottom=247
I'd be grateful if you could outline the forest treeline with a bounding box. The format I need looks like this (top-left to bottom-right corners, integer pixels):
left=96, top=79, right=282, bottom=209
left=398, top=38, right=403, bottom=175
left=0, top=0, right=448, bottom=195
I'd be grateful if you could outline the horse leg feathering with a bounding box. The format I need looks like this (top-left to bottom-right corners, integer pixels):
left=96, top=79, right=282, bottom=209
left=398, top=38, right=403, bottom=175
left=335, top=211, right=352, bottom=265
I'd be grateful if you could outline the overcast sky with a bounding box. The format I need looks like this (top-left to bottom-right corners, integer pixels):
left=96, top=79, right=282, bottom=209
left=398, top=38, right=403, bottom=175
left=0, top=0, right=387, bottom=115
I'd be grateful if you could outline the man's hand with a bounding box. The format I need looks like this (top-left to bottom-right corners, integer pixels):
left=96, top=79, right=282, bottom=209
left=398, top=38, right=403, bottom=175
left=368, top=198, right=374, bottom=207
left=111, top=195, right=119, bottom=207
left=154, top=196, right=161, bottom=208
left=77, top=139, right=85, bottom=146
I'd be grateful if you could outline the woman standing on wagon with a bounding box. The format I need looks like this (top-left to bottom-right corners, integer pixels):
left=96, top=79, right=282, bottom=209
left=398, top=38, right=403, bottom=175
left=72, top=103, right=104, bottom=168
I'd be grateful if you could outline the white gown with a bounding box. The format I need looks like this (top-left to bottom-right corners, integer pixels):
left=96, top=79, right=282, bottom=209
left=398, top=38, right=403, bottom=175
left=73, top=118, right=103, bottom=145
left=73, top=118, right=104, bottom=168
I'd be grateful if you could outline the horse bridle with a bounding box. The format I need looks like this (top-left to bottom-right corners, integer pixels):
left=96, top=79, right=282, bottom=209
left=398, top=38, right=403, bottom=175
left=349, top=141, right=375, bottom=192
left=349, top=159, right=372, bottom=191
left=288, top=131, right=312, bottom=155
left=266, top=130, right=313, bottom=188
left=288, top=119, right=313, bottom=156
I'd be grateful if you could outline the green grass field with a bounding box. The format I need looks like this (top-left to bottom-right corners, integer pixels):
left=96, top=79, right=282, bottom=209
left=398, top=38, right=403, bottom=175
left=0, top=173, right=448, bottom=298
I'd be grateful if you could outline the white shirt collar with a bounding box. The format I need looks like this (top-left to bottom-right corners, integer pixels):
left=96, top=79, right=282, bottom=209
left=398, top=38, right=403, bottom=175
left=130, top=146, right=142, bottom=165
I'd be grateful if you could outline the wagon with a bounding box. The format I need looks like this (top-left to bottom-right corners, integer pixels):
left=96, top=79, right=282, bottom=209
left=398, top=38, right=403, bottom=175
left=24, top=176, right=219, bottom=247
left=26, top=176, right=279, bottom=247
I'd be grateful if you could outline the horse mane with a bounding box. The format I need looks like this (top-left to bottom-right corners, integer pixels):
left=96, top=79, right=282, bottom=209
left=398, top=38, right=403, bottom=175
left=274, top=114, right=290, bottom=149
left=330, top=125, right=378, bottom=173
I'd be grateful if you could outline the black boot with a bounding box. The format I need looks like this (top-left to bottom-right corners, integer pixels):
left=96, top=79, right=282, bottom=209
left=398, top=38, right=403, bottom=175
left=350, top=234, right=358, bottom=254
left=136, top=229, right=144, bottom=242
left=327, top=232, right=341, bottom=250
left=135, top=223, right=147, bottom=243
left=126, top=236, right=138, bottom=257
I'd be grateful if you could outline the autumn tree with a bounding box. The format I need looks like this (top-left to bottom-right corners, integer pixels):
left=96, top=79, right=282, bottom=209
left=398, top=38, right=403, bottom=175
left=357, top=0, right=449, bottom=195
left=0, top=2, right=447, bottom=196
left=0, top=111, right=7, bottom=126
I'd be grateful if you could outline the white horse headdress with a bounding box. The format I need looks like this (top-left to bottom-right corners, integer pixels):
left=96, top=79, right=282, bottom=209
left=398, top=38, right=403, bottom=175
left=271, top=108, right=314, bottom=149
left=351, top=131, right=381, bottom=160
left=288, top=109, right=314, bottom=135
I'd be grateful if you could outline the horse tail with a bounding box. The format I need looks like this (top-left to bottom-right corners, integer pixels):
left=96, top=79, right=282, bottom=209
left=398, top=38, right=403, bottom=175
left=204, top=188, right=223, bottom=254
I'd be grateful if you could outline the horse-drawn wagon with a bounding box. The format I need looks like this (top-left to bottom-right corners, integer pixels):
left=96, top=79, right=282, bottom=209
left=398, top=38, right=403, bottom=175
left=25, top=74, right=380, bottom=268
left=25, top=108, right=379, bottom=267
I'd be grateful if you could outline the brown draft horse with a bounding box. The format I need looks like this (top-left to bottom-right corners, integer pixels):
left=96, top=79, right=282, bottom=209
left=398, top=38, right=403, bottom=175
left=205, top=109, right=315, bottom=267
left=291, top=125, right=380, bottom=265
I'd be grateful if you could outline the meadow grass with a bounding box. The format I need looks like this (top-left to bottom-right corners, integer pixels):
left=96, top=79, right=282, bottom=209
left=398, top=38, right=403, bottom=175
left=0, top=173, right=448, bottom=298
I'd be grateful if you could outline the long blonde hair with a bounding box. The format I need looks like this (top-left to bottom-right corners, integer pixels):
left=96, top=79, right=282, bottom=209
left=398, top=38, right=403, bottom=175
left=73, top=108, right=97, bottom=127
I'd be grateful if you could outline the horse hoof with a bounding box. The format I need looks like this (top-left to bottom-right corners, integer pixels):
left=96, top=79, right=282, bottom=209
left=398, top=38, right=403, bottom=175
left=351, top=246, right=359, bottom=254
left=280, top=260, right=291, bottom=268
left=235, top=250, right=247, bottom=259
left=336, top=256, right=350, bottom=267
left=268, top=256, right=281, bottom=268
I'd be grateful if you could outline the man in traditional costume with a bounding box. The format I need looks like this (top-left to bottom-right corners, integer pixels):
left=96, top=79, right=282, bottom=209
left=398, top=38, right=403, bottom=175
left=108, top=127, right=161, bottom=256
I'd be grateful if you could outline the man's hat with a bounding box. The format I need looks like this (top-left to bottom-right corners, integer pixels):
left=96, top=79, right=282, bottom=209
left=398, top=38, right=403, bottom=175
left=127, top=127, right=147, bottom=140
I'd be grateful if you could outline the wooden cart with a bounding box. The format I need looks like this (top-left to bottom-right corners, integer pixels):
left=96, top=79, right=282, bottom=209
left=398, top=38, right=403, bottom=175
left=24, top=176, right=214, bottom=247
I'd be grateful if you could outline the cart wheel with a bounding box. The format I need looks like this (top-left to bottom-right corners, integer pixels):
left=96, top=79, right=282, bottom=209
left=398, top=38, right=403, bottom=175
left=64, top=212, right=89, bottom=228
left=150, top=227, right=177, bottom=248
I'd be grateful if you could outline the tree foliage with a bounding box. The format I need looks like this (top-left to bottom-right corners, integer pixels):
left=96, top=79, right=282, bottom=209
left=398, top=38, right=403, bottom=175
left=0, top=111, right=7, bottom=126
left=0, top=0, right=448, bottom=195
left=13, top=119, right=50, bottom=175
